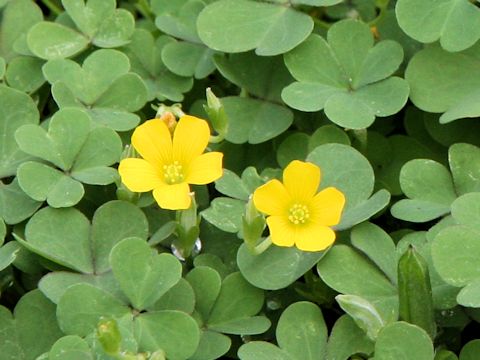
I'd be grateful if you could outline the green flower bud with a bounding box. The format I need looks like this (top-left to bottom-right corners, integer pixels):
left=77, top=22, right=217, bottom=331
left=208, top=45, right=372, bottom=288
left=96, top=318, right=121, bottom=355
left=398, top=246, right=436, bottom=339
left=204, top=88, right=228, bottom=137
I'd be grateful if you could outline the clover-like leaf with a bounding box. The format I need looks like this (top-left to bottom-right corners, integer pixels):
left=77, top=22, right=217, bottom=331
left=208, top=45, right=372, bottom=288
left=124, top=30, right=193, bottom=102
left=406, top=43, right=480, bottom=124
left=110, top=237, right=182, bottom=311
left=238, top=302, right=327, bottom=360
left=43, top=49, right=147, bottom=130
left=0, top=85, right=39, bottom=178
left=214, top=52, right=293, bottom=103
left=317, top=245, right=398, bottom=323
left=396, top=0, right=480, bottom=52
left=0, top=290, right=63, bottom=360
left=221, top=96, right=293, bottom=144
left=283, top=19, right=409, bottom=129
left=26, top=0, right=134, bottom=60
left=63, top=0, right=135, bottom=48
left=201, top=197, right=245, bottom=233
left=18, top=201, right=148, bottom=275
left=391, top=159, right=457, bottom=223
left=5, top=56, right=45, bottom=93
left=326, top=315, right=374, bottom=360
left=197, top=0, right=313, bottom=56
left=0, top=0, right=43, bottom=61
left=15, top=108, right=122, bottom=207
left=0, top=179, right=41, bottom=225
left=375, top=322, right=434, bottom=360
left=307, top=144, right=390, bottom=227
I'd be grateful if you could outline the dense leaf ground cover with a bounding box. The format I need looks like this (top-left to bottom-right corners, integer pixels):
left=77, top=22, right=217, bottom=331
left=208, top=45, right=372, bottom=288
left=1, top=0, right=480, bottom=359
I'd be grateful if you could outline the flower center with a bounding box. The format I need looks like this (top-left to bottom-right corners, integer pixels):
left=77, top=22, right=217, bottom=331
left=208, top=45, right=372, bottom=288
left=163, top=161, right=184, bottom=185
left=288, top=203, right=310, bottom=225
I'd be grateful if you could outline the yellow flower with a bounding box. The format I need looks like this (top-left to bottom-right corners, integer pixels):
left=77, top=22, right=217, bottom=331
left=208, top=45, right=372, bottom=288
left=253, top=160, right=345, bottom=252
left=118, top=115, right=223, bottom=210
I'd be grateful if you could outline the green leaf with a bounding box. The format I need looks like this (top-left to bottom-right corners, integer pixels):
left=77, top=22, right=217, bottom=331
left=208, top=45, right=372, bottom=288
left=396, top=0, right=480, bottom=52
left=317, top=245, right=398, bottom=322
left=38, top=271, right=125, bottom=305
left=0, top=85, right=39, bottom=178
left=17, top=162, right=85, bottom=208
left=197, top=0, right=313, bottom=56
left=153, top=0, right=203, bottom=42
left=432, top=225, right=480, bottom=287
left=110, top=237, right=182, bottom=310
left=185, top=266, right=222, bottom=321
left=90, top=200, right=149, bottom=274
left=237, top=243, right=325, bottom=290
left=43, top=49, right=147, bottom=129
left=0, top=178, right=41, bottom=225
left=207, top=272, right=267, bottom=334
left=351, top=222, right=397, bottom=284
left=451, top=193, right=480, bottom=231
left=391, top=159, right=456, bottom=223
left=336, top=294, right=385, bottom=341
left=0, top=290, right=63, bottom=360
left=48, top=335, right=93, bottom=360
left=23, top=207, right=92, bottom=273
left=222, top=96, right=293, bottom=144
left=214, top=52, right=293, bottom=102
left=308, top=125, right=350, bottom=151
left=405, top=43, right=480, bottom=123
left=124, top=30, right=193, bottom=102
left=134, top=311, right=200, bottom=360
left=238, top=342, right=294, bottom=360
left=277, top=133, right=310, bottom=168
left=150, top=278, right=195, bottom=313
left=307, top=144, right=374, bottom=211
left=16, top=108, right=91, bottom=170
left=0, top=219, right=5, bottom=246
left=283, top=20, right=408, bottom=128
left=57, top=283, right=131, bottom=336
left=326, top=315, right=374, bottom=360
left=5, top=56, right=45, bottom=93
left=449, top=143, right=480, bottom=195
left=162, top=41, right=216, bottom=78
left=375, top=322, right=434, bottom=360
left=27, top=22, right=89, bottom=60
left=276, top=302, right=327, bottom=360
left=460, top=340, right=480, bottom=360
left=336, top=189, right=391, bottom=231
left=0, top=241, right=21, bottom=271
left=189, top=330, right=231, bottom=360
left=214, top=169, right=251, bottom=201
left=457, top=279, right=480, bottom=307
left=201, top=197, right=244, bottom=233
left=0, top=0, right=43, bottom=61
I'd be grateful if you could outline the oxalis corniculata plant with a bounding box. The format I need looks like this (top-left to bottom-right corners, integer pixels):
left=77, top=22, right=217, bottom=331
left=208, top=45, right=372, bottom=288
left=2, top=0, right=480, bottom=359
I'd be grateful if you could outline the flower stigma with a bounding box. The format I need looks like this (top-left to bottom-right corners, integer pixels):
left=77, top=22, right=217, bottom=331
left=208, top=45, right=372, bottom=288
left=163, top=161, right=184, bottom=184
left=288, top=203, right=310, bottom=225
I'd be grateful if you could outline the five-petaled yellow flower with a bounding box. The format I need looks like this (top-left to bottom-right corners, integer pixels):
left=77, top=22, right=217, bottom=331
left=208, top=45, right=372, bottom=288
left=119, top=115, right=223, bottom=210
left=253, top=160, right=345, bottom=252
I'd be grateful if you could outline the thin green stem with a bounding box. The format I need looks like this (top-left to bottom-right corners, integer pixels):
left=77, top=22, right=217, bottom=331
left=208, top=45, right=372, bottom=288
left=41, top=0, right=62, bottom=16
left=135, top=0, right=154, bottom=20
left=248, top=237, right=272, bottom=256
left=209, top=134, right=225, bottom=144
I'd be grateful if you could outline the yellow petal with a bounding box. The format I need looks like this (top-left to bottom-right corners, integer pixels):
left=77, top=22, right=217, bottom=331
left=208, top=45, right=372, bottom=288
left=153, top=182, right=191, bottom=210
left=173, top=115, right=210, bottom=166
left=118, top=158, right=163, bottom=192
left=283, top=160, right=320, bottom=202
left=310, top=187, right=346, bottom=226
left=132, top=119, right=172, bottom=168
left=295, top=223, right=336, bottom=252
left=186, top=152, right=223, bottom=185
left=266, top=216, right=295, bottom=247
left=253, top=179, right=291, bottom=216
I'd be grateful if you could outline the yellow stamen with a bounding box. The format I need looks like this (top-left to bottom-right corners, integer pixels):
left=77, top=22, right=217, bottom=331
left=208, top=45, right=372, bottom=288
left=288, top=203, right=310, bottom=225
left=163, top=161, right=184, bottom=184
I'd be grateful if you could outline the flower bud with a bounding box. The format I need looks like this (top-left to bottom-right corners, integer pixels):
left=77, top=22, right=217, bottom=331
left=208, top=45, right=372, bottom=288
left=97, top=318, right=121, bottom=355
left=204, top=88, right=228, bottom=137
